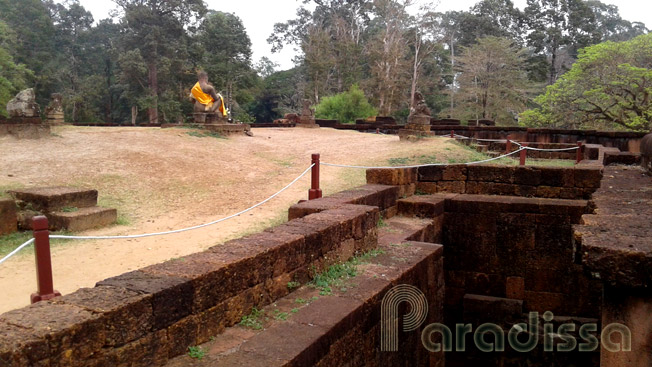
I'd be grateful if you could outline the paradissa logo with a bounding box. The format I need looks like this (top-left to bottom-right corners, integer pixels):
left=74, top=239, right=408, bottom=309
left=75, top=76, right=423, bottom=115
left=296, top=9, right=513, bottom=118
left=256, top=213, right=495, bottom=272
left=381, top=285, right=632, bottom=353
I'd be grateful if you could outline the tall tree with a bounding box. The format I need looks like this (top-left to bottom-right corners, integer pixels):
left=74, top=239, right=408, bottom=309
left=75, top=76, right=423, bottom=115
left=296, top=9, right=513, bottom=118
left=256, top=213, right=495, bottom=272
left=48, top=0, right=95, bottom=122
left=196, top=11, right=255, bottom=115
left=366, top=0, right=412, bottom=115
left=0, top=0, right=56, bottom=106
left=524, top=0, right=601, bottom=85
left=113, top=0, right=206, bottom=123
left=0, top=20, right=34, bottom=117
left=455, top=36, right=532, bottom=123
left=521, top=33, right=652, bottom=131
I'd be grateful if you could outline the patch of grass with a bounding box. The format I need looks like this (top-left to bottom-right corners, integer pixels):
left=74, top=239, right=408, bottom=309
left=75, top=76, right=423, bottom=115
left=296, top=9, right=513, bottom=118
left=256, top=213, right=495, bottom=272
left=388, top=157, right=410, bottom=166
left=377, top=215, right=387, bottom=228
left=0, top=184, right=23, bottom=198
left=310, top=248, right=384, bottom=295
left=287, top=281, right=300, bottom=290
left=0, top=230, right=75, bottom=258
left=353, top=248, right=385, bottom=263
left=61, top=207, right=78, bottom=213
left=272, top=158, right=294, bottom=168
left=239, top=307, right=265, bottom=330
left=186, top=130, right=226, bottom=139
left=295, top=298, right=308, bottom=304
left=187, top=346, right=205, bottom=360
left=273, top=309, right=289, bottom=321
left=291, top=308, right=299, bottom=313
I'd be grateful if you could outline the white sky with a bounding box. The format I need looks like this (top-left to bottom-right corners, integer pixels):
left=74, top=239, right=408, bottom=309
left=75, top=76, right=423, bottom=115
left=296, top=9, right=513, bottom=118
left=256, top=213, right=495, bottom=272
left=77, top=0, right=651, bottom=71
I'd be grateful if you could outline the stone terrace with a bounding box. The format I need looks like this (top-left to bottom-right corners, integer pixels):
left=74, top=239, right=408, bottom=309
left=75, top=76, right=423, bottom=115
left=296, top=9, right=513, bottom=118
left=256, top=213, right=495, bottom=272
left=1, top=155, right=651, bottom=367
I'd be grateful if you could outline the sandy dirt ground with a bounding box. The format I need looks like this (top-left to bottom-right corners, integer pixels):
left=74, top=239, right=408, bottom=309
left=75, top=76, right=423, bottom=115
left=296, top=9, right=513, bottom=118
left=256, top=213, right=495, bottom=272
left=0, top=126, right=473, bottom=313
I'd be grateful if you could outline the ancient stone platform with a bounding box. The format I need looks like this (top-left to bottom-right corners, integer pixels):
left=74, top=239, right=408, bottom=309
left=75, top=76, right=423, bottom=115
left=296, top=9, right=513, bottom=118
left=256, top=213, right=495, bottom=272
left=203, top=123, right=252, bottom=136
left=48, top=207, right=118, bottom=232
left=0, top=122, right=51, bottom=139
left=7, top=187, right=117, bottom=231
left=10, top=187, right=98, bottom=213
left=576, top=166, right=652, bottom=288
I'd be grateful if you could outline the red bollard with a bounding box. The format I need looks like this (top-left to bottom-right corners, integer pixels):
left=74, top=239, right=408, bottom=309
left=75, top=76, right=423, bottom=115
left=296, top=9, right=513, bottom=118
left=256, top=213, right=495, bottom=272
left=520, top=144, right=528, bottom=166
left=450, top=130, right=455, bottom=139
left=309, top=153, right=322, bottom=200
left=576, top=142, right=583, bottom=164
left=505, top=136, right=512, bottom=154
left=30, top=216, right=60, bottom=304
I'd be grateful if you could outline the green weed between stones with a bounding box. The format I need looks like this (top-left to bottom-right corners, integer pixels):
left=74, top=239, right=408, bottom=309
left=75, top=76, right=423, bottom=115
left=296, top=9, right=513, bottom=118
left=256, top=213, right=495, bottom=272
left=310, top=249, right=386, bottom=295
left=187, top=346, right=205, bottom=360
left=239, top=307, right=265, bottom=330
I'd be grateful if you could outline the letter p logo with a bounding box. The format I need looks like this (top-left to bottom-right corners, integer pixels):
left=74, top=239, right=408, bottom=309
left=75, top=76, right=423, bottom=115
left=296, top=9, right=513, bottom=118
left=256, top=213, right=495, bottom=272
left=381, top=284, right=428, bottom=352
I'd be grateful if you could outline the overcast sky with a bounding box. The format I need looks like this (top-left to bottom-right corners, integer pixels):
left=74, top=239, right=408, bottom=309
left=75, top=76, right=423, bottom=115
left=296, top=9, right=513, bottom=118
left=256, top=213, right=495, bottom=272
left=77, top=0, right=651, bottom=71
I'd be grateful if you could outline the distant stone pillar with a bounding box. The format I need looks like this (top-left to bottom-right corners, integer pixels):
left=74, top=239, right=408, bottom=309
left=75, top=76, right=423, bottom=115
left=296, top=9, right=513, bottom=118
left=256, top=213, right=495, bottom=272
left=399, top=91, right=433, bottom=141
left=45, top=93, right=65, bottom=125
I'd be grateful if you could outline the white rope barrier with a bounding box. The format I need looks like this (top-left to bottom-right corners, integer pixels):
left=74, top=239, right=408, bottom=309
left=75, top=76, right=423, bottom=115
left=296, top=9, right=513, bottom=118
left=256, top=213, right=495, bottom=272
left=49, top=164, right=315, bottom=241
left=523, top=146, right=580, bottom=152
left=0, top=238, right=35, bottom=265
left=321, top=147, right=526, bottom=170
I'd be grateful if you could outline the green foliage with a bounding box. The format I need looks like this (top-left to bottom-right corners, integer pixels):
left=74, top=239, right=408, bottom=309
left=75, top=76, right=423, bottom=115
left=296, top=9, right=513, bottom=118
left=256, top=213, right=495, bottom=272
left=315, top=85, right=377, bottom=124
left=239, top=307, right=264, bottom=330
left=286, top=281, right=300, bottom=290
left=451, top=36, right=534, bottom=124
left=309, top=249, right=385, bottom=296
left=0, top=20, right=33, bottom=117
left=187, top=346, right=205, bottom=360
left=521, top=34, right=652, bottom=131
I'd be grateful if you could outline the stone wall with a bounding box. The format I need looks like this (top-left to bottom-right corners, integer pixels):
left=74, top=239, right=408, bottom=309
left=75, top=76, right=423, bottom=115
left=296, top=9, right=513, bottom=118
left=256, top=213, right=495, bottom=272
left=429, top=126, right=646, bottom=153
left=0, top=201, right=381, bottom=366
left=367, top=165, right=603, bottom=200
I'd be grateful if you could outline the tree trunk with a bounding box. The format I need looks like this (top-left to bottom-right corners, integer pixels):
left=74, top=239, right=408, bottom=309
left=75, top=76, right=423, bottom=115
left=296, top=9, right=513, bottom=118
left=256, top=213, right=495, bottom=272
left=549, top=41, right=558, bottom=85
left=148, top=62, right=159, bottom=124
left=410, top=41, right=420, bottom=108
left=131, top=106, right=137, bottom=126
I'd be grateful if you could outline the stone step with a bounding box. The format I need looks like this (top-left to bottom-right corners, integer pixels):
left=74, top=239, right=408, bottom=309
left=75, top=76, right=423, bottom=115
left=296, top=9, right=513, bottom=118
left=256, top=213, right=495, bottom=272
left=47, top=206, right=117, bottom=231
left=9, top=186, right=98, bottom=212
left=378, top=215, right=440, bottom=246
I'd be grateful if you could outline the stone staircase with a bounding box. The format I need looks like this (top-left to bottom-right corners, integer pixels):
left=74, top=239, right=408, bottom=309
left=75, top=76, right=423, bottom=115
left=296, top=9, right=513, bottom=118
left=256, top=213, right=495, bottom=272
left=8, top=186, right=117, bottom=231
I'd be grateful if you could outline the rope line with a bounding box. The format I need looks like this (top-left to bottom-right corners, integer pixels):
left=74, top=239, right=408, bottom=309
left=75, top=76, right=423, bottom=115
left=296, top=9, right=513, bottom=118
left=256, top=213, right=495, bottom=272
left=0, top=238, right=35, bottom=265
left=452, top=134, right=579, bottom=152
left=523, top=146, right=580, bottom=152
left=50, top=164, right=315, bottom=241
left=321, top=148, right=525, bottom=170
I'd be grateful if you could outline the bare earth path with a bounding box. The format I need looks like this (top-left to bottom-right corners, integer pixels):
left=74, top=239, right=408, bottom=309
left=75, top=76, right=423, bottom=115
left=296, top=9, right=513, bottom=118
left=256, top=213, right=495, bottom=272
left=0, top=126, right=471, bottom=313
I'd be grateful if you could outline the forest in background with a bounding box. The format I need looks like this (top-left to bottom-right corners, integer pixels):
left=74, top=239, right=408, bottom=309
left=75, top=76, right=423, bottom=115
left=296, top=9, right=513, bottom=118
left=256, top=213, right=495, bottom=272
left=0, top=0, right=649, bottom=130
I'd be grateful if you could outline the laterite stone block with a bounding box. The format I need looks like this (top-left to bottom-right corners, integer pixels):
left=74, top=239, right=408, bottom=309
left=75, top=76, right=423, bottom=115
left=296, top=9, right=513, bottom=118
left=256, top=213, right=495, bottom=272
left=96, top=270, right=193, bottom=330
left=0, top=198, right=17, bottom=235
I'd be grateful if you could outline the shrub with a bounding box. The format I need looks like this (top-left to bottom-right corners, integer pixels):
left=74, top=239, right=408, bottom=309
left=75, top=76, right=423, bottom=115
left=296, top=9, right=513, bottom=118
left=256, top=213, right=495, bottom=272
left=315, top=84, right=377, bottom=124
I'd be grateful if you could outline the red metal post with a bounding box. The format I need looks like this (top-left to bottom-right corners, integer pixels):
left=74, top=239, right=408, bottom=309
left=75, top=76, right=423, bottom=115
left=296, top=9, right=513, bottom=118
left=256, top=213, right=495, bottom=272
left=450, top=130, right=455, bottom=139
left=505, top=135, right=512, bottom=154
left=309, top=153, right=322, bottom=200
left=520, top=144, right=528, bottom=166
left=30, top=216, right=60, bottom=304
left=576, top=142, right=583, bottom=164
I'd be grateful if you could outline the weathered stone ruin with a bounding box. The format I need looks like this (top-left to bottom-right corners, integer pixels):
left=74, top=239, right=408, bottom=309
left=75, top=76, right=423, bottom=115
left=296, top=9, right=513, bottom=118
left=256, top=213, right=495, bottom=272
left=296, top=99, right=318, bottom=128
left=5, top=187, right=117, bottom=232
left=6, top=89, right=40, bottom=118
left=44, top=93, right=65, bottom=125
left=0, top=88, right=51, bottom=139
